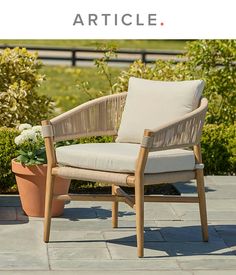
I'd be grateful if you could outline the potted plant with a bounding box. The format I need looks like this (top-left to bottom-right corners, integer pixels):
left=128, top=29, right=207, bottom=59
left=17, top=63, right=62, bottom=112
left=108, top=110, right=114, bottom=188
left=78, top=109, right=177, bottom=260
left=12, top=123, right=70, bottom=217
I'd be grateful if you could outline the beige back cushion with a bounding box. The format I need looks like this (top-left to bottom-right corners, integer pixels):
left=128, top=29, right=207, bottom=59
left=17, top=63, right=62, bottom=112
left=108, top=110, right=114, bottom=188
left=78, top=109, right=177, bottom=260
left=116, top=77, right=205, bottom=144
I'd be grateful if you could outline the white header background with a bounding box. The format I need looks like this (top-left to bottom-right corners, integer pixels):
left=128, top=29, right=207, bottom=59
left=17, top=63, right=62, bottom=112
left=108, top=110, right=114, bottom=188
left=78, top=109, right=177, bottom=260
left=0, top=0, right=235, bottom=39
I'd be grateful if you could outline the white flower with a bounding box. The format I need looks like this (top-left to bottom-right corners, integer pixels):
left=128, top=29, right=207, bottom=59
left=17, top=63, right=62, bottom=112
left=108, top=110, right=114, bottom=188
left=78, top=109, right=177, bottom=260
left=18, top=123, right=32, bottom=132
left=14, top=134, right=29, bottom=145
left=15, top=124, right=43, bottom=145
left=21, top=129, right=37, bottom=141
left=14, top=135, right=22, bottom=145
left=32, top=125, right=42, bottom=133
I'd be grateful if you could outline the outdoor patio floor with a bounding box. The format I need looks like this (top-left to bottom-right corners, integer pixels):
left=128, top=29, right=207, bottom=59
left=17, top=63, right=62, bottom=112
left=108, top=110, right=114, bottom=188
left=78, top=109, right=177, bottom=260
left=0, top=176, right=236, bottom=274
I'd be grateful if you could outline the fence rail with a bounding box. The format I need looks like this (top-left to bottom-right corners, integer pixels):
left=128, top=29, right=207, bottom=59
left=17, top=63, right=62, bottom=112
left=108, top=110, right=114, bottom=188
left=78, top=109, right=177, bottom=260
left=0, top=44, right=185, bottom=66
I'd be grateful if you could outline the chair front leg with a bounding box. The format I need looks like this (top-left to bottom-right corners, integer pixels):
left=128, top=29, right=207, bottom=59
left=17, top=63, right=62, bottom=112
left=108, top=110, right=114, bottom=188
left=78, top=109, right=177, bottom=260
left=42, top=120, right=58, bottom=243
left=135, top=175, right=144, bottom=258
left=44, top=168, right=55, bottom=243
left=134, top=130, right=151, bottom=258
left=112, top=184, right=118, bottom=228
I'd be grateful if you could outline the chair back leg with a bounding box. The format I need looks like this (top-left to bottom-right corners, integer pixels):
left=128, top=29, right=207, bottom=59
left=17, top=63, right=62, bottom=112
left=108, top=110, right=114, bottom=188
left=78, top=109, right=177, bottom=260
left=112, top=184, right=118, bottom=228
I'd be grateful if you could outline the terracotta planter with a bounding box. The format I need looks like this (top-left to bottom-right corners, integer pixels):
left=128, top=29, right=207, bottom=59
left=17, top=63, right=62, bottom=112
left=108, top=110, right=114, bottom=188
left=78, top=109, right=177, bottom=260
left=12, top=159, right=70, bottom=217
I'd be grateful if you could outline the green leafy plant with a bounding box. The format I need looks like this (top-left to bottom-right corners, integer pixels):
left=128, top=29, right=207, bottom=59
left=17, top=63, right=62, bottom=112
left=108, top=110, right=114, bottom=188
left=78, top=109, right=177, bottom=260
left=184, top=40, right=236, bottom=125
left=77, top=44, right=118, bottom=99
left=111, top=59, right=188, bottom=93
left=94, top=44, right=117, bottom=93
left=201, top=124, right=236, bottom=175
left=86, top=40, right=235, bottom=125
left=14, top=124, right=46, bottom=165
left=76, top=81, right=104, bottom=101
left=0, top=127, right=19, bottom=192
left=0, top=47, right=54, bottom=127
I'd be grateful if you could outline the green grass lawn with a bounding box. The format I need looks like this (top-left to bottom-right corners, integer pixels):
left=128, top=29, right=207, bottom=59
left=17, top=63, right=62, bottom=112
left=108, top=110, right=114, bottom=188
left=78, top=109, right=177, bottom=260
left=0, top=40, right=187, bottom=50
left=1, top=40, right=187, bottom=114
left=25, top=39, right=187, bottom=112
left=39, top=65, right=122, bottom=112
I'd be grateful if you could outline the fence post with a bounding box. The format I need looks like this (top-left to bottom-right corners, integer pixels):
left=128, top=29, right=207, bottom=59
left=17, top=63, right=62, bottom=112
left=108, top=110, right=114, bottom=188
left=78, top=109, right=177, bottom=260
left=72, top=49, right=76, bottom=66
left=141, top=51, right=146, bottom=63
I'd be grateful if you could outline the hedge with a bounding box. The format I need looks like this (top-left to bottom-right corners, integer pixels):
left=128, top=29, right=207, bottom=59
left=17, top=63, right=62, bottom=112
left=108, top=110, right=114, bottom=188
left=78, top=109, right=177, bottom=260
left=201, top=124, right=236, bottom=175
left=0, top=127, right=19, bottom=192
left=0, top=124, right=235, bottom=193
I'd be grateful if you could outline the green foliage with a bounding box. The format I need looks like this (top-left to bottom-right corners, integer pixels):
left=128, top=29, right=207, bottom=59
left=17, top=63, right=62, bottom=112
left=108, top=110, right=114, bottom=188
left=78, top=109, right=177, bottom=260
left=0, top=128, right=19, bottom=192
left=96, top=40, right=235, bottom=125
left=56, top=135, right=113, bottom=148
left=76, top=81, right=104, bottom=101
left=201, top=124, right=236, bottom=175
left=0, top=47, right=54, bottom=127
left=16, top=147, right=46, bottom=166
left=112, top=59, right=189, bottom=93
left=38, top=66, right=121, bottom=112
left=77, top=44, right=119, bottom=100
left=185, top=40, right=236, bottom=125
left=94, top=44, right=118, bottom=93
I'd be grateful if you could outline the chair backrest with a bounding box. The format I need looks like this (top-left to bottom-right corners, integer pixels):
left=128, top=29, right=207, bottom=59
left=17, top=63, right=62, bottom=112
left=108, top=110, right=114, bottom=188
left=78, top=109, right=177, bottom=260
left=116, top=77, right=205, bottom=144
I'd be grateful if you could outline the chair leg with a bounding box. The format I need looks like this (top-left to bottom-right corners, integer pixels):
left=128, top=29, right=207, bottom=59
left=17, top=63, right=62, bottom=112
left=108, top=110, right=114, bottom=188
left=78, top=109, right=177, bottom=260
left=135, top=178, right=144, bottom=258
left=112, top=184, right=118, bottom=228
left=44, top=172, right=55, bottom=243
left=196, top=169, right=208, bottom=242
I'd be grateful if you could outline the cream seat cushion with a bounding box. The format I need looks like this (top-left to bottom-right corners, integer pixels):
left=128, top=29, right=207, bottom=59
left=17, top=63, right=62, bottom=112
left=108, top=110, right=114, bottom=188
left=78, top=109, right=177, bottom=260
left=116, top=77, right=205, bottom=143
left=56, top=143, right=195, bottom=174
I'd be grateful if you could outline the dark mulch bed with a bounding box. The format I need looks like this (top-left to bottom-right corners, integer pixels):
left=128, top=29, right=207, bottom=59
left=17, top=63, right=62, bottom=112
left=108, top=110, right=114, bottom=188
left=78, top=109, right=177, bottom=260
left=70, top=183, right=180, bottom=196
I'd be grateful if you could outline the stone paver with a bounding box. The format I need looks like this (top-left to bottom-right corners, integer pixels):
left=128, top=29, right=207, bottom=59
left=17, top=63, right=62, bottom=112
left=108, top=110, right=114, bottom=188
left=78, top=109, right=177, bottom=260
left=49, top=247, right=111, bottom=260
left=156, top=221, right=222, bottom=242
left=103, top=228, right=164, bottom=242
left=107, top=240, right=234, bottom=259
left=173, top=177, right=236, bottom=221
left=49, top=259, right=180, bottom=270
left=194, top=271, right=236, bottom=275
left=0, top=176, right=236, bottom=273
left=178, top=258, right=236, bottom=270
left=174, top=176, right=236, bottom=199
left=0, top=221, right=48, bottom=270
left=0, top=272, right=192, bottom=275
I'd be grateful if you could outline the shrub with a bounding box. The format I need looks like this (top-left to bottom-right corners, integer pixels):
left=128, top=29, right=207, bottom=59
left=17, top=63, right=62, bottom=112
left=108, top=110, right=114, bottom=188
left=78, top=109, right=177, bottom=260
left=0, top=127, right=19, bottom=192
left=92, top=40, right=235, bottom=126
left=112, top=59, right=188, bottom=93
left=201, top=124, right=236, bottom=175
left=185, top=40, right=236, bottom=125
left=0, top=47, right=54, bottom=127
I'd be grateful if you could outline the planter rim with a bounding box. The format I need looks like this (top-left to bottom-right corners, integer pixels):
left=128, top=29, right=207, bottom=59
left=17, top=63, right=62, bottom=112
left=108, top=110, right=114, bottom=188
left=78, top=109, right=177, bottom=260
left=11, top=159, right=47, bottom=176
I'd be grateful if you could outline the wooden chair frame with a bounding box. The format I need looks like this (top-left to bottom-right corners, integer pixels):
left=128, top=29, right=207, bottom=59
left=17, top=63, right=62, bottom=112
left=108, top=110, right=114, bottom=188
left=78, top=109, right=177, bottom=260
left=42, top=92, right=208, bottom=257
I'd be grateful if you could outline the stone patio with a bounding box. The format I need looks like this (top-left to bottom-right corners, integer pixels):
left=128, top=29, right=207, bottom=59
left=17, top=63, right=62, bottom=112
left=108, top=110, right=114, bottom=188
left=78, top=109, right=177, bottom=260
left=0, top=176, right=236, bottom=274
